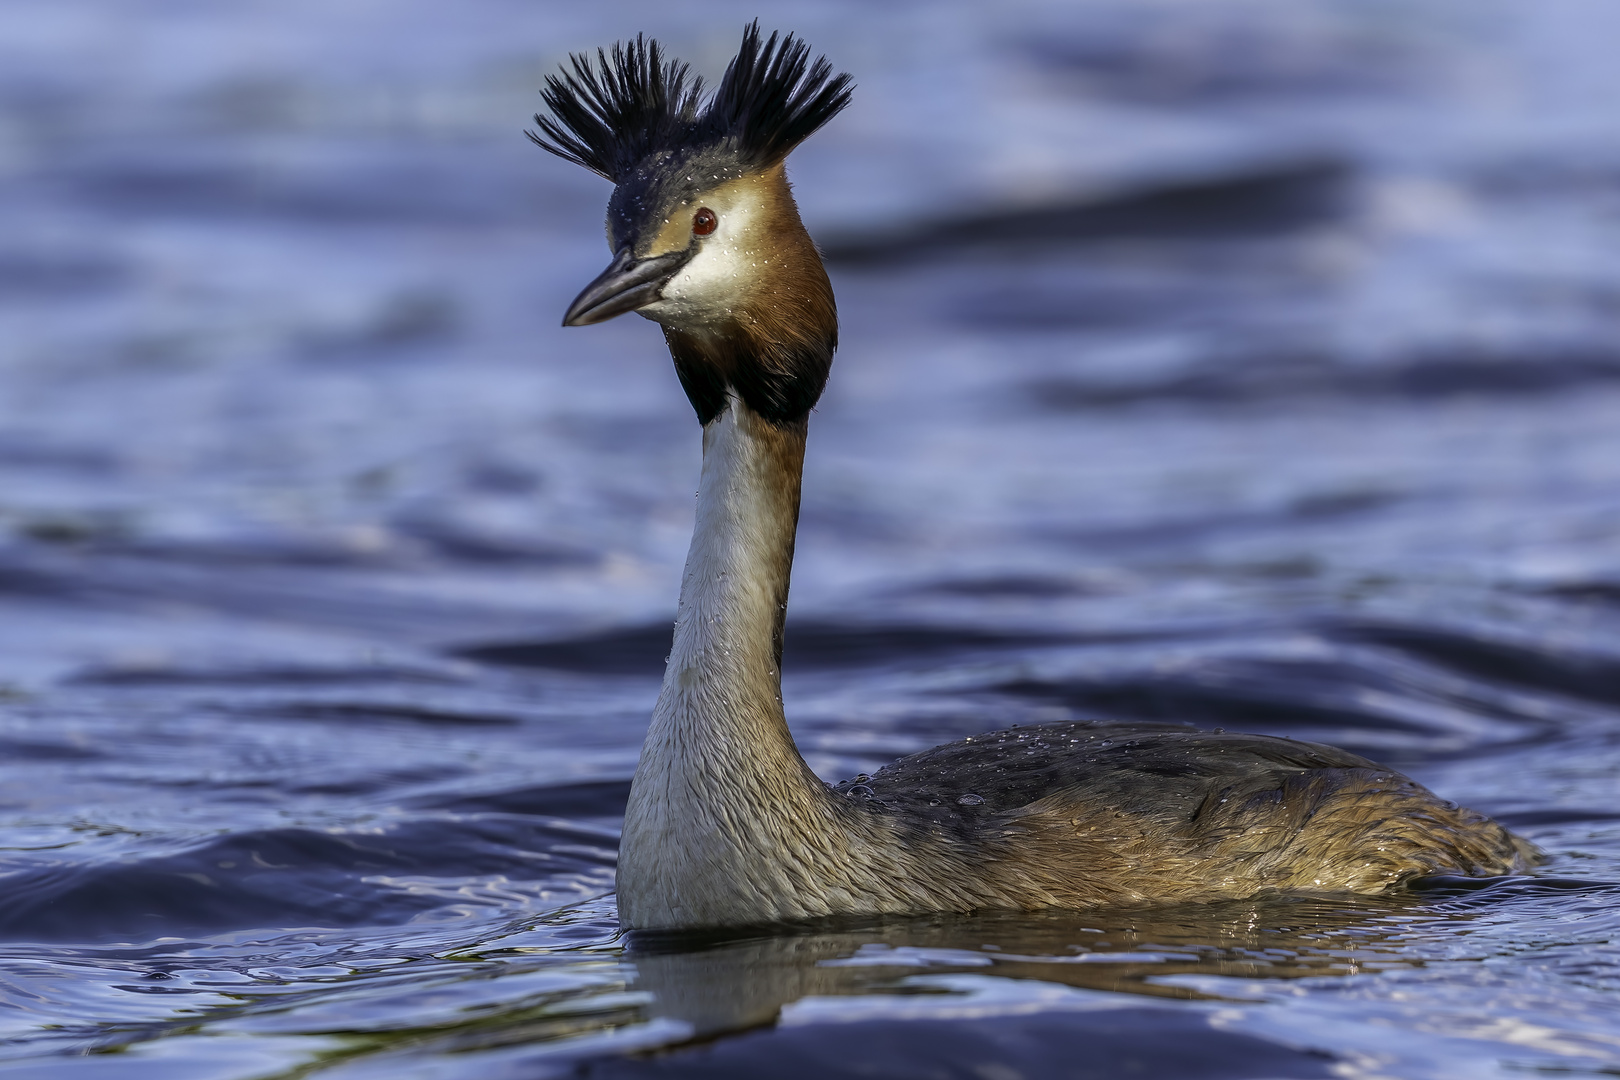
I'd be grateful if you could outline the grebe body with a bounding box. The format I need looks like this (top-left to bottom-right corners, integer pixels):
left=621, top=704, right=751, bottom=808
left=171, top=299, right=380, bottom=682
left=530, top=25, right=1534, bottom=931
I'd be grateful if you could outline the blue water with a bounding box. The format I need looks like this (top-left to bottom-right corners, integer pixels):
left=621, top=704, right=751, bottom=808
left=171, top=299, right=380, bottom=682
left=3, top=1, right=1620, bottom=1076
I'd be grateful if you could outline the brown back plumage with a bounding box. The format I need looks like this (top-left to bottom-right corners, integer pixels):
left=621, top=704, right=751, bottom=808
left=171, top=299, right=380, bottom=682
left=837, top=721, right=1535, bottom=907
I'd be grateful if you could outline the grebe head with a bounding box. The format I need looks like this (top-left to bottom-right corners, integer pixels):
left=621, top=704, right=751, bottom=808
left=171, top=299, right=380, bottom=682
left=530, top=23, right=852, bottom=425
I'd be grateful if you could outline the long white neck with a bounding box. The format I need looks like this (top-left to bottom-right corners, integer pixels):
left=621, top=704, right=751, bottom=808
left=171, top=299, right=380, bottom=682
left=615, top=396, right=1004, bottom=931
left=617, top=396, right=839, bottom=929
left=658, top=395, right=804, bottom=758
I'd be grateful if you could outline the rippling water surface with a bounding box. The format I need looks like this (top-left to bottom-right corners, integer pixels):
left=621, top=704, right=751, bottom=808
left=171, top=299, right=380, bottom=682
left=3, top=1, right=1620, bottom=1076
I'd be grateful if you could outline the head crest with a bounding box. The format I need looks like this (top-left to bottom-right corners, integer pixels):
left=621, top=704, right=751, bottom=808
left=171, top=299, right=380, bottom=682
left=530, top=22, right=852, bottom=182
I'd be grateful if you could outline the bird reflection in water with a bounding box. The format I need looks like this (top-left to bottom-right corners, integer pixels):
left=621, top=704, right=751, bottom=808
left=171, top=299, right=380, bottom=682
left=620, top=892, right=1437, bottom=1039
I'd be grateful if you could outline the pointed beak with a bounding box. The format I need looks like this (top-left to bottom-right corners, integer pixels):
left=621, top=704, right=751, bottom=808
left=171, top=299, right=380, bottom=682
left=562, top=246, right=692, bottom=327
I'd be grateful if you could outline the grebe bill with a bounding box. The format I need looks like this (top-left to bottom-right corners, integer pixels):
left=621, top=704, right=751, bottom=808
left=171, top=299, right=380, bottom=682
left=530, top=24, right=1536, bottom=931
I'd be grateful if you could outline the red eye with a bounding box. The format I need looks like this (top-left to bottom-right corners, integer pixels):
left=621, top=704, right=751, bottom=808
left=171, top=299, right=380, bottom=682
left=692, top=208, right=717, bottom=236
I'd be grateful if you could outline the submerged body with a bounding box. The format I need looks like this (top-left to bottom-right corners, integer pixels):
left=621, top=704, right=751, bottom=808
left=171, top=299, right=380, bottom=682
left=533, top=26, right=1534, bottom=931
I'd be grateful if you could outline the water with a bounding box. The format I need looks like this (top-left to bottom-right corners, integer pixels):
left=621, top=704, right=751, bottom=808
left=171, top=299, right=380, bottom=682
left=2, top=1, right=1620, bottom=1076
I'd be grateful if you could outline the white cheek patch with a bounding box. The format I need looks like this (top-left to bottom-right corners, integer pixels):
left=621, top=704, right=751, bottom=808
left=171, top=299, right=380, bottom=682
left=644, top=200, right=759, bottom=327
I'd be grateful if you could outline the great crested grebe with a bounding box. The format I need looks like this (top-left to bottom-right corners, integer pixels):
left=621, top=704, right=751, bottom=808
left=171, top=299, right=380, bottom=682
left=530, top=24, right=1535, bottom=931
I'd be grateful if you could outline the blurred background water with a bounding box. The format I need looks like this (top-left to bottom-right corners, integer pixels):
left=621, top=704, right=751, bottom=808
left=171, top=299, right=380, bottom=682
left=2, top=1, right=1620, bottom=1076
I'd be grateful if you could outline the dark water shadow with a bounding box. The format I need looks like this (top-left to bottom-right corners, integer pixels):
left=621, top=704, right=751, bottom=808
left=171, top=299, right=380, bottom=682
left=452, top=620, right=1092, bottom=677
left=580, top=1008, right=1337, bottom=1079
left=50, top=143, right=549, bottom=226
left=0, top=249, right=129, bottom=299
left=1529, top=580, right=1620, bottom=606
left=1329, top=619, right=1620, bottom=708
left=411, top=778, right=633, bottom=818
left=0, top=817, right=615, bottom=943
left=984, top=651, right=1557, bottom=764
left=1028, top=347, right=1620, bottom=406
left=68, top=661, right=466, bottom=687
left=819, top=158, right=1351, bottom=265
left=242, top=700, right=525, bottom=728
left=1411, top=873, right=1620, bottom=903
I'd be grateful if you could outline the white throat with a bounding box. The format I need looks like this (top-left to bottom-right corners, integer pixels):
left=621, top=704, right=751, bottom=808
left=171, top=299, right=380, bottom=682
left=661, top=395, right=796, bottom=716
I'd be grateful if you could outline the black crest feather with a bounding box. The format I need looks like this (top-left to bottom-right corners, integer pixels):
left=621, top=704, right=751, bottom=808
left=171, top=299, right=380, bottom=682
left=530, top=21, right=852, bottom=182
